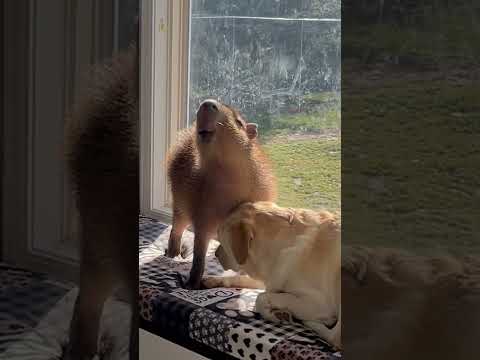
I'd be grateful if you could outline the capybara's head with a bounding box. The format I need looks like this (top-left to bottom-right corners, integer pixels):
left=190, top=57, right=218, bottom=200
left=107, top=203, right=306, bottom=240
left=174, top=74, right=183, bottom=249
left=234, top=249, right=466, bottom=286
left=195, top=99, right=258, bottom=149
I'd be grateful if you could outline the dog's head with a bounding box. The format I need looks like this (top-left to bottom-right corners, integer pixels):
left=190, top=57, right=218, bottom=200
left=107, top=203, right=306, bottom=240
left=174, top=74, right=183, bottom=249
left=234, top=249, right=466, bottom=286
left=217, top=203, right=256, bottom=266
left=217, top=201, right=302, bottom=266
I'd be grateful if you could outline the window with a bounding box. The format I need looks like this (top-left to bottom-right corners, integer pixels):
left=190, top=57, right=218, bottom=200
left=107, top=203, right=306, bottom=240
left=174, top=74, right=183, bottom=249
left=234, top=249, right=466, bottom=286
left=140, top=0, right=340, bottom=221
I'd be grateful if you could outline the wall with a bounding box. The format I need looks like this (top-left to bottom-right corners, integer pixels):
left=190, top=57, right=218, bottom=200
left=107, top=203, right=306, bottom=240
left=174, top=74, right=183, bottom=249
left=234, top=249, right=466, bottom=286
left=2, top=0, right=138, bottom=280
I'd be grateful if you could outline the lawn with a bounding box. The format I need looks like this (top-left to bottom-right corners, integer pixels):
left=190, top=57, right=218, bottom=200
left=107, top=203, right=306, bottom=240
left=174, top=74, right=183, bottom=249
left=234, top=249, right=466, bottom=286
left=341, top=70, right=480, bottom=255
left=258, top=92, right=341, bottom=212
left=263, top=138, right=340, bottom=211
left=339, top=9, right=480, bottom=255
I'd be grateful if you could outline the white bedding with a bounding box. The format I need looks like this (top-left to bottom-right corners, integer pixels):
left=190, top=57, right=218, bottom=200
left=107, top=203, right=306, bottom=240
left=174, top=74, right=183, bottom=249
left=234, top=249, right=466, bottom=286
left=1, top=288, right=131, bottom=360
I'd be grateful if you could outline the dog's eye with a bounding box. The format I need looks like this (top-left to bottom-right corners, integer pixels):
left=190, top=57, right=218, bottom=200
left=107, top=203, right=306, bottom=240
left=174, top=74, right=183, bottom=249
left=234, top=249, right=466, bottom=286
left=236, top=119, right=244, bottom=128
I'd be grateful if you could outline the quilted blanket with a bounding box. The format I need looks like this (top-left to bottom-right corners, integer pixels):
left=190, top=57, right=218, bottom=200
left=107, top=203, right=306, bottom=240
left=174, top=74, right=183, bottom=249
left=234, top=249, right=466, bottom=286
left=0, top=263, right=73, bottom=356
left=0, top=264, right=131, bottom=359
left=139, top=216, right=341, bottom=360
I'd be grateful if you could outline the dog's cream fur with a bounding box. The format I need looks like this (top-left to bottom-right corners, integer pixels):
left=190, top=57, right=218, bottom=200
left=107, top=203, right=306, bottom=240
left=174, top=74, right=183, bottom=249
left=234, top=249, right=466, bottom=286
left=203, top=201, right=341, bottom=349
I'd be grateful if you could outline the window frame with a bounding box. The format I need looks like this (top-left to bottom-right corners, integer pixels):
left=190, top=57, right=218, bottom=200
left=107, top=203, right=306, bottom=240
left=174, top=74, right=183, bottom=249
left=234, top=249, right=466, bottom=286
left=139, top=0, right=190, bottom=223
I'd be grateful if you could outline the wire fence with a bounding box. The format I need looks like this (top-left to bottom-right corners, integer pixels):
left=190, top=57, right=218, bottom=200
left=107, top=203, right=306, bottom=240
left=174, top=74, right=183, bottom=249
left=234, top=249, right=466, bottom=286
left=191, top=15, right=340, bottom=22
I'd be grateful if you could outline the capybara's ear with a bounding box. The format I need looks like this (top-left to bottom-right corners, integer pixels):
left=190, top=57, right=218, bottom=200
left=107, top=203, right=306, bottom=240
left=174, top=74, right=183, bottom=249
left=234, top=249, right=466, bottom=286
left=231, top=221, right=252, bottom=265
left=246, top=123, right=258, bottom=139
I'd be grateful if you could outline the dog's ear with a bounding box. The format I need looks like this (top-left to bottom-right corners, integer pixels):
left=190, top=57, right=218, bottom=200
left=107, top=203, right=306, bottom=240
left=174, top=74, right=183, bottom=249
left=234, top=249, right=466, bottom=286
left=215, top=245, right=239, bottom=271
left=276, top=207, right=295, bottom=224
left=230, top=221, right=252, bottom=265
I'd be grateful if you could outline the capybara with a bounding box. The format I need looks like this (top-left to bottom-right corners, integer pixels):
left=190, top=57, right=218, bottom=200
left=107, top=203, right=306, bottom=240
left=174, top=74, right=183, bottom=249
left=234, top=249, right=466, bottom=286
left=64, top=45, right=138, bottom=360
left=167, top=99, right=277, bottom=289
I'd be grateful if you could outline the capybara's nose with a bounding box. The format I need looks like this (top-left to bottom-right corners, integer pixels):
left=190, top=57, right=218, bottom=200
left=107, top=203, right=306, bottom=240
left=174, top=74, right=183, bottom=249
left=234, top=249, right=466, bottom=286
left=199, top=99, right=219, bottom=113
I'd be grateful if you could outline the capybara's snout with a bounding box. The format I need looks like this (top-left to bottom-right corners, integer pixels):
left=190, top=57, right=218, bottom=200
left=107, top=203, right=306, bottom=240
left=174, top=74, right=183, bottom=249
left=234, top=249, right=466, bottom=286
left=198, top=99, right=219, bottom=113
left=196, top=99, right=221, bottom=142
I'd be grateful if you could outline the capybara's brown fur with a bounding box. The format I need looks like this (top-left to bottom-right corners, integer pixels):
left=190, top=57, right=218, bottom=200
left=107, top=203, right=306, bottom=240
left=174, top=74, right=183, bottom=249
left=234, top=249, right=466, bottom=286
left=64, top=45, right=138, bottom=360
left=167, top=99, right=277, bottom=289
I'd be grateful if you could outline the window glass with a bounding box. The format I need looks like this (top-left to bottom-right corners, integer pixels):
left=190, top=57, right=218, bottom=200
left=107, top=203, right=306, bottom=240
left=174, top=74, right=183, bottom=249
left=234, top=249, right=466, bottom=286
left=188, top=0, right=340, bottom=211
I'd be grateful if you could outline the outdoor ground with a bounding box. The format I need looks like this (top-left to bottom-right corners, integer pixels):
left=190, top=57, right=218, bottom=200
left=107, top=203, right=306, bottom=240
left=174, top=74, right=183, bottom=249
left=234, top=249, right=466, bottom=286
left=260, top=60, right=479, bottom=255
left=338, top=16, right=480, bottom=255
left=259, top=95, right=341, bottom=212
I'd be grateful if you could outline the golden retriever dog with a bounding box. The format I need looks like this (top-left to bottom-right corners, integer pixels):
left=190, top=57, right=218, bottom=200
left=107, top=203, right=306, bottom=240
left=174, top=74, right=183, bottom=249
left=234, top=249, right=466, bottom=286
left=342, top=246, right=480, bottom=360
left=203, top=203, right=480, bottom=358
left=203, top=201, right=341, bottom=349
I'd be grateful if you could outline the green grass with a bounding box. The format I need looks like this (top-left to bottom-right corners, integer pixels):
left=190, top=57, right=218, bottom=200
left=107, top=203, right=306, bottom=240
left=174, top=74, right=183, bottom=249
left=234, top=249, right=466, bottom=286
left=303, top=91, right=340, bottom=104
left=342, top=13, right=480, bottom=255
left=342, top=74, right=480, bottom=255
left=260, top=93, right=341, bottom=142
left=263, top=138, right=340, bottom=211
left=271, top=110, right=340, bottom=133
left=343, top=16, right=480, bottom=65
left=257, top=92, right=341, bottom=211
left=340, top=12, right=480, bottom=254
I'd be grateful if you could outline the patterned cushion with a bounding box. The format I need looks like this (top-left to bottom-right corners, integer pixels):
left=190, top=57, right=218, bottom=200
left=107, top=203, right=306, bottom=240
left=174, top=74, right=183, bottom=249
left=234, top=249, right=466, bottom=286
left=139, top=216, right=341, bottom=360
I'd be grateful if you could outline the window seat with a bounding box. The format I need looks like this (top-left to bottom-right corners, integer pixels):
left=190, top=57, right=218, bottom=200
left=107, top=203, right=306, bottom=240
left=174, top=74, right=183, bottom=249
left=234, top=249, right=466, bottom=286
left=139, top=216, right=341, bottom=360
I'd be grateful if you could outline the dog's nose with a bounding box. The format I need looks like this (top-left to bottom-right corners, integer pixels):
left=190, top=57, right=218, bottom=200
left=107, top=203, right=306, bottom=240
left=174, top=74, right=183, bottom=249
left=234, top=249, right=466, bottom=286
left=199, top=99, right=219, bottom=112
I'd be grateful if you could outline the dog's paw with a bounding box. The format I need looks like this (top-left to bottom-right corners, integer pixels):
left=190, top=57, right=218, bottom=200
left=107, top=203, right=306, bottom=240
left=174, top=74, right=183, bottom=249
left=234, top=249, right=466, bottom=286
left=323, top=315, right=338, bottom=328
left=330, top=333, right=342, bottom=351
left=202, top=276, right=227, bottom=289
left=304, top=320, right=341, bottom=350
left=255, top=293, right=280, bottom=323
left=272, top=309, right=294, bottom=323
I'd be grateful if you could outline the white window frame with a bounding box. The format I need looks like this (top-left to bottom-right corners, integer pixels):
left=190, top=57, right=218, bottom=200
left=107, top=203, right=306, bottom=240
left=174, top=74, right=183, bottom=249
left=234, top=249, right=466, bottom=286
left=140, top=0, right=190, bottom=223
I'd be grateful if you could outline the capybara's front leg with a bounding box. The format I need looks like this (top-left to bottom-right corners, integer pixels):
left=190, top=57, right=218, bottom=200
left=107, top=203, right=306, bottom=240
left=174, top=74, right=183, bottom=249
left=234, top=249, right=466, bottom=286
left=65, top=264, right=113, bottom=360
left=166, top=210, right=189, bottom=258
left=185, top=231, right=209, bottom=289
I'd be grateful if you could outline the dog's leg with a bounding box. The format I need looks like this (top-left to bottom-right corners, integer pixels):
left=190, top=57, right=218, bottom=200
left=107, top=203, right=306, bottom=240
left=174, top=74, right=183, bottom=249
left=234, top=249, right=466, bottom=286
left=304, top=309, right=341, bottom=350
left=255, top=292, right=337, bottom=326
left=256, top=292, right=341, bottom=349
left=203, top=274, right=265, bottom=289
left=166, top=210, right=189, bottom=258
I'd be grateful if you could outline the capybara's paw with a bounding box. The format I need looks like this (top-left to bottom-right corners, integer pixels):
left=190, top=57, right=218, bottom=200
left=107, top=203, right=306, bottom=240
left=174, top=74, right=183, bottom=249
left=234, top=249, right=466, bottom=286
left=184, top=277, right=202, bottom=290
left=179, top=237, right=195, bottom=259
left=62, top=344, right=98, bottom=360
left=165, top=247, right=181, bottom=258
left=202, top=276, right=227, bottom=289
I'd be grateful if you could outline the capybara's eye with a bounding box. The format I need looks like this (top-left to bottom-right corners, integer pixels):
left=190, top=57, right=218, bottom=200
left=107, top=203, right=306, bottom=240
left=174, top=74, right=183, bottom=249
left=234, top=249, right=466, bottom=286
left=236, top=119, right=245, bottom=128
